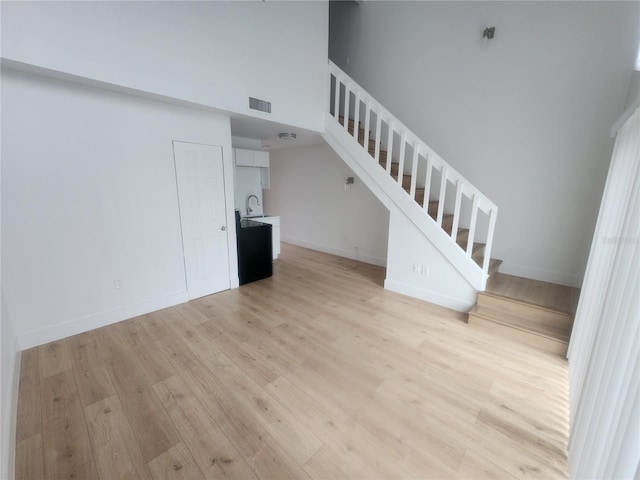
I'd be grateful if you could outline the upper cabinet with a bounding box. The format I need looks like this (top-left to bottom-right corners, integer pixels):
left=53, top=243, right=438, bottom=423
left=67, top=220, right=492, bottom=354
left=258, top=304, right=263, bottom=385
left=234, top=148, right=270, bottom=189
left=234, top=148, right=269, bottom=168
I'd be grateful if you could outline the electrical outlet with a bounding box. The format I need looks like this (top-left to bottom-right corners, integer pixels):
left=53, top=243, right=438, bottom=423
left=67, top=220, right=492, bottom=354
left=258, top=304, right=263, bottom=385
left=114, top=277, right=124, bottom=289
left=412, top=263, right=430, bottom=275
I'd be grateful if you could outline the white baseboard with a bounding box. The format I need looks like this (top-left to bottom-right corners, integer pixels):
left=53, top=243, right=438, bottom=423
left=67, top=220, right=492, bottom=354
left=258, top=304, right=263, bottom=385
left=282, top=237, right=387, bottom=267
left=16, top=292, right=189, bottom=350
left=498, top=262, right=583, bottom=288
left=384, top=279, right=475, bottom=313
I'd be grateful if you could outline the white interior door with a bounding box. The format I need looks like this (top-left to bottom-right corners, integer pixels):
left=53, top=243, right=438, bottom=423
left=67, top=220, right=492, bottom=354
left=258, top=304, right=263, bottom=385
left=173, top=141, right=230, bottom=299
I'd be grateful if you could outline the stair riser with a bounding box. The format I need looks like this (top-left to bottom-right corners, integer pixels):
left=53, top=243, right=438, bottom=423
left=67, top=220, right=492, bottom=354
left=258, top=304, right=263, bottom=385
left=477, top=293, right=574, bottom=331
left=468, top=314, right=568, bottom=356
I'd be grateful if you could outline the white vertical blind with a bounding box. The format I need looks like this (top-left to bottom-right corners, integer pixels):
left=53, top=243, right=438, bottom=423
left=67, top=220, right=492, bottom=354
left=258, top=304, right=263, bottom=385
left=567, top=105, right=640, bottom=479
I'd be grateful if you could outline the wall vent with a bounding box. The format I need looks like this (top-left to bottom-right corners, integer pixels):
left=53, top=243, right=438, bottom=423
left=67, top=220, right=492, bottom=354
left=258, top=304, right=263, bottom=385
left=249, top=97, right=271, bottom=114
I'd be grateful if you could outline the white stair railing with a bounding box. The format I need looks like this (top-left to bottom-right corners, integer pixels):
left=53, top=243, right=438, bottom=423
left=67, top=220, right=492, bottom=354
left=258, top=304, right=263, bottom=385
left=328, top=60, right=498, bottom=279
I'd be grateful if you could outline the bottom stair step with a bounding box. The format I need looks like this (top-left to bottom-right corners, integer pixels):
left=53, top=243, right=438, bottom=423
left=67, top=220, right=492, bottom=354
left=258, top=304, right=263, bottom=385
left=468, top=305, right=570, bottom=356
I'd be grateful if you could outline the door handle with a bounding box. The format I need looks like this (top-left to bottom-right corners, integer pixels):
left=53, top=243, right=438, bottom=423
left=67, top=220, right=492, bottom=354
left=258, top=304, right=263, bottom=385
left=221, top=226, right=227, bottom=231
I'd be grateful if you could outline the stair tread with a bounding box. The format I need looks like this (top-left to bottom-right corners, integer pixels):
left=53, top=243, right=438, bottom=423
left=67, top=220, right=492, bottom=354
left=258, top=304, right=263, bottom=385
left=473, top=257, right=502, bottom=275
left=486, top=272, right=580, bottom=314
left=469, top=305, right=570, bottom=343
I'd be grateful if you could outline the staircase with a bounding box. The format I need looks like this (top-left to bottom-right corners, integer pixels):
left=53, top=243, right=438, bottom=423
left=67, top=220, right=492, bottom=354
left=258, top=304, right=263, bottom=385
left=324, top=61, right=578, bottom=356
left=338, top=113, right=503, bottom=277
left=469, top=273, right=580, bottom=356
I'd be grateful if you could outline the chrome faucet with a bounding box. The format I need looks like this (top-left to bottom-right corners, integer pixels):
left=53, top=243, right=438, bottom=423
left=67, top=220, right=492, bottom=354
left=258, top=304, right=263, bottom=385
left=247, top=194, right=260, bottom=215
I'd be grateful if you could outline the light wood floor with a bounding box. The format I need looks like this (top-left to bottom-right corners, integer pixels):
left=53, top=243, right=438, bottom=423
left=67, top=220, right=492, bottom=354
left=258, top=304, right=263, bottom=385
left=15, top=244, right=569, bottom=480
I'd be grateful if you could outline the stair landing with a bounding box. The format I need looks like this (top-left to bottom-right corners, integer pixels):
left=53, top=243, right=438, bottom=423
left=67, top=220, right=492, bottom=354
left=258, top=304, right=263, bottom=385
left=468, top=272, right=580, bottom=356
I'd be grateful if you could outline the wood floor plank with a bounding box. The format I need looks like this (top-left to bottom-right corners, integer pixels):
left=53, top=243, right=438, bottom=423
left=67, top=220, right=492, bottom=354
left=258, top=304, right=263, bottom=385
left=112, top=320, right=174, bottom=384
left=215, top=406, right=311, bottom=480
left=40, top=369, right=99, bottom=480
left=16, top=348, right=41, bottom=443
left=67, top=332, right=116, bottom=407
left=155, top=334, right=229, bottom=420
left=15, top=434, right=45, bottom=480
left=84, top=395, right=152, bottom=480
left=154, top=375, right=258, bottom=479
left=209, top=357, right=324, bottom=466
left=130, top=313, right=174, bottom=341
left=104, top=356, right=180, bottom=463
left=147, top=443, right=205, bottom=480
left=167, top=316, right=224, bottom=362
left=457, top=448, right=519, bottom=480
left=302, top=443, right=372, bottom=480
left=38, top=340, right=72, bottom=378
left=264, top=375, right=351, bottom=442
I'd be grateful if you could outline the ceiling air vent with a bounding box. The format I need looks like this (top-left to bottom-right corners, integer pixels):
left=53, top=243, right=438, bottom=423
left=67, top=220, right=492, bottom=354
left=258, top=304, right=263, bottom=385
left=249, top=97, right=271, bottom=114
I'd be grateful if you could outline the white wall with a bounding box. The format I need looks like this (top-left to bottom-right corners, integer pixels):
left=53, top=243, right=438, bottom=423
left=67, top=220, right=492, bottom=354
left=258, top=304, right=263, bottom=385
left=386, top=212, right=477, bottom=311
left=1, top=0, right=328, bottom=133
left=330, top=1, right=640, bottom=286
left=1, top=68, right=236, bottom=348
left=264, top=144, right=389, bottom=266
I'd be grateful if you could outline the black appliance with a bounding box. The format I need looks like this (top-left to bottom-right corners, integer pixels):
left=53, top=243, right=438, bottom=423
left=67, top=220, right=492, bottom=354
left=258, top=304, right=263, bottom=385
left=235, top=210, right=273, bottom=285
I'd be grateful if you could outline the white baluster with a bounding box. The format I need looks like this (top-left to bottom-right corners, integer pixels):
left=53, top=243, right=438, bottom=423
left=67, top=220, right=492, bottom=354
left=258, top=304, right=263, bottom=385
left=466, top=195, right=479, bottom=257
left=353, top=91, right=361, bottom=144
left=374, top=113, right=382, bottom=161
left=409, top=142, right=419, bottom=198
left=364, top=101, right=372, bottom=154
left=343, top=82, right=350, bottom=133
left=437, top=167, right=447, bottom=226
left=328, top=73, right=334, bottom=116
left=482, top=208, right=498, bottom=276
left=451, top=180, right=462, bottom=240
left=397, top=131, right=406, bottom=185
left=333, top=74, right=340, bottom=122
left=386, top=121, right=394, bottom=173
left=423, top=153, right=432, bottom=210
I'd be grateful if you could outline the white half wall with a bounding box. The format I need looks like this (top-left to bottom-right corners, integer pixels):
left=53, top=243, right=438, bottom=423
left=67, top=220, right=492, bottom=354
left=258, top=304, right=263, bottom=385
left=263, top=144, right=389, bottom=266
left=385, top=212, right=478, bottom=312
left=1, top=1, right=328, bottom=132
left=330, top=1, right=640, bottom=287
left=1, top=68, right=237, bottom=349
